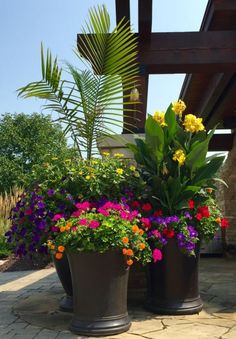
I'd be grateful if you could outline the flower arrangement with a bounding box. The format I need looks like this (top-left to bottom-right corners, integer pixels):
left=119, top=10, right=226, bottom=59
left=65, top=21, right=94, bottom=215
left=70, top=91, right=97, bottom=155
left=5, top=188, right=75, bottom=257
left=47, top=201, right=152, bottom=266
left=5, top=154, right=142, bottom=258
left=128, top=100, right=229, bottom=256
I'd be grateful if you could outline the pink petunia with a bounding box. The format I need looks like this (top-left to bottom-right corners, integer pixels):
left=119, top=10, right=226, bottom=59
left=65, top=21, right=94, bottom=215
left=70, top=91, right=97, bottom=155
left=52, top=214, right=63, bottom=221
left=89, top=220, right=100, bottom=229
left=152, top=248, right=162, bottom=263
left=120, top=211, right=129, bottom=220
left=78, top=218, right=88, bottom=225
left=98, top=208, right=110, bottom=217
left=152, top=230, right=161, bottom=238
left=75, top=201, right=90, bottom=210
left=71, top=210, right=82, bottom=217
left=141, top=217, right=151, bottom=229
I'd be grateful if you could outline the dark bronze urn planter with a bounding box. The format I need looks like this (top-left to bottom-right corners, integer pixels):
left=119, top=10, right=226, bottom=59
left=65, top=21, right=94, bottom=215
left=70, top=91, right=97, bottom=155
left=53, top=254, right=73, bottom=312
left=67, top=250, right=131, bottom=336
left=145, top=239, right=203, bottom=315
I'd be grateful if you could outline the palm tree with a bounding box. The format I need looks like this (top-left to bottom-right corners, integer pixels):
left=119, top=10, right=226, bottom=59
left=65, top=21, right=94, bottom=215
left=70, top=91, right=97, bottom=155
left=18, top=5, right=139, bottom=160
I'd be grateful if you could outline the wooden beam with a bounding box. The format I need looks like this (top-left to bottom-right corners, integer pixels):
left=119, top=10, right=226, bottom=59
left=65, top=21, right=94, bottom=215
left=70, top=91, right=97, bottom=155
left=138, top=31, right=236, bottom=73
left=204, top=75, right=236, bottom=128
left=138, top=0, right=152, bottom=40
left=115, top=0, right=130, bottom=25
left=195, top=73, right=233, bottom=121
left=209, top=133, right=234, bottom=151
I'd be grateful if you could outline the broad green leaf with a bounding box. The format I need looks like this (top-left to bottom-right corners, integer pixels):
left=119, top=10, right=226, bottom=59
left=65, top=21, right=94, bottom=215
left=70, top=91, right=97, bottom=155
left=145, top=116, right=164, bottom=152
left=165, top=103, right=177, bottom=142
left=193, top=156, right=225, bottom=184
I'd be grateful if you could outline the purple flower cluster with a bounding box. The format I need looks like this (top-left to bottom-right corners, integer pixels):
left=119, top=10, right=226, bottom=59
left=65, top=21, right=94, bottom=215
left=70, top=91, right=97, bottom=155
left=5, top=188, right=75, bottom=257
left=177, top=225, right=198, bottom=255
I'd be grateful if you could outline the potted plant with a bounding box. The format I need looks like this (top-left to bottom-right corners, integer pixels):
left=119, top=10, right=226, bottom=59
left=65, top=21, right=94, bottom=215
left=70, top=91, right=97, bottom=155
left=5, top=185, right=76, bottom=311
left=14, top=3, right=141, bottom=319
left=127, top=100, right=229, bottom=314
left=48, top=201, right=152, bottom=336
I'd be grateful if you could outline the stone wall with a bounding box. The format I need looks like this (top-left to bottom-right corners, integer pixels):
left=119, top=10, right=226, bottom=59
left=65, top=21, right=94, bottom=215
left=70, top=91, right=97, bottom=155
left=217, top=132, right=236, bottom=247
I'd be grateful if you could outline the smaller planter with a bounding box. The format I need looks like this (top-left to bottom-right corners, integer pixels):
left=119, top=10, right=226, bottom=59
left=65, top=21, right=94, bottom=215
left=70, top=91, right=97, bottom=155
left=67, top=250, right=131, bottom=336
left=53, top=254, right=73, bottom=312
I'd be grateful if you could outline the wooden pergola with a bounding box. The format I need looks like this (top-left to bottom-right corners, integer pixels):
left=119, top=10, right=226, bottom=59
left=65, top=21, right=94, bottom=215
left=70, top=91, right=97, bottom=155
left=78, top=0, right=236, bottom=151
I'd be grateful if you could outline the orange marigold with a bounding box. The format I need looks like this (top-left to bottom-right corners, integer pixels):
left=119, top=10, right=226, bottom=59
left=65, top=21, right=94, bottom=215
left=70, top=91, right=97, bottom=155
left=58, top=245, right=65, bottom=253
left=60, top=226, right=66, bottom=233
left=50, top=245, right=55, bottom=250
left=215, top=218, right=221, bottom=223
left=65, top=226, right=70, bottom=231
left=139, top=229, right=144, bottom=235
left=55, top=252, right=63, bottom=260
left=126, top=249, right=134, bottom=256
left=122, top=237, right=129, bottom=244
left=139, top=243, right=146, bottom=250
left=132, top=225, right=139, bottom=233
left=66, top=222, right=72, bottom=228
left=122, top=248, right=127, bottom=255
left=127, top=259, right=133, bottom=266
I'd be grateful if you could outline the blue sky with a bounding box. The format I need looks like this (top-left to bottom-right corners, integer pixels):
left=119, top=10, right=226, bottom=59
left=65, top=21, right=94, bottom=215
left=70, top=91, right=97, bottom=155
left=0, top=0, right=208, bottom=120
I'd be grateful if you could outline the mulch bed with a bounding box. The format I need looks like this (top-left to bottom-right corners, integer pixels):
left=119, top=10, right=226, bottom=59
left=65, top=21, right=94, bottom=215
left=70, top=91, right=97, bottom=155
left=0, top=255, right=54, bottom=272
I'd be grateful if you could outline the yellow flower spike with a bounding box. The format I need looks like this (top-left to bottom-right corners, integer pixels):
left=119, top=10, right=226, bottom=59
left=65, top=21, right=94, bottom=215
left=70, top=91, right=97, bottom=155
left=129, top=165, right=136, bottom=171
left=153, top=111, right=167, bottom=127
left=85, top=175, right=91, bottom=180
left=173, top=149, right=186, bottom=166
left=116, top=168, right=124, bottom=175
left=102, top=152, right=110, bottom=156
left=172, top=100, right=186, bottom=118
left=183, top=114, right=205, bottom=133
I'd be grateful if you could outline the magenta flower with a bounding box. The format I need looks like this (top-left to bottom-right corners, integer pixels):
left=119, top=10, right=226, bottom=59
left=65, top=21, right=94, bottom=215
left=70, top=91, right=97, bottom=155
left=51, top=226, right=59, bottom=232
left=75, top=201, right=90, bottom=210
left=152, top=230, right=161, bottom=238
left=98, top=208, right=109, bottom=216
left=71, top=210, right=81, bottom=217
left=71, top=226, right=77, bottom=231
left=25, top=208, right=33, bottom=216
left=141, top=217, right=151, bottom=229
left=152, top=248, right=162, bottom=262
left=89, top=220, right=100, bottom=229
left=52, top=214, right=63, bottom=221
left=78, top=218, right=88, bottom=225
left=120, top=210, right=129, bottom=220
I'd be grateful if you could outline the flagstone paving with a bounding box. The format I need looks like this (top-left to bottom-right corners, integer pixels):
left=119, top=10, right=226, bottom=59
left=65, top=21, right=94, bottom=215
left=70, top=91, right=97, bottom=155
left=0, top=257, right=236, bottom=338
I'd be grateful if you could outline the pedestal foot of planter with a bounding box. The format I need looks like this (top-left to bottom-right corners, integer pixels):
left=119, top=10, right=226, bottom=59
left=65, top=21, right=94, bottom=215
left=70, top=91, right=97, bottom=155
left=145, top=296, right=203, bottom=315
left=70, top=314, right=131, bottom=336
left=59, top=295, right=73, bottom=312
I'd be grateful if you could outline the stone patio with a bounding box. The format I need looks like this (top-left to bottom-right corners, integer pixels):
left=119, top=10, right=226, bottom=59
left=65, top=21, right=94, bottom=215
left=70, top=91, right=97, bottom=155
left=0, top=257, right=236, bottom=338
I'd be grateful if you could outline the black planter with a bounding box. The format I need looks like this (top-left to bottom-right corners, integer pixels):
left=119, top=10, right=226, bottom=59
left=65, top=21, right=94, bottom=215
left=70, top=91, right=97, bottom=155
left=67, top=250, right=131, bottom=336
left=53, top=254, right=73, bottom=312
left=146, top=239, right=203, bottom=315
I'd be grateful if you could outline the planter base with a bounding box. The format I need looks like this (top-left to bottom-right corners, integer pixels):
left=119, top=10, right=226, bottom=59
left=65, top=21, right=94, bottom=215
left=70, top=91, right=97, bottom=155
left=70, top=314, right=131, bottom=336
left=145, top=296, right=203, bottom=315
left=59, top=295, right=73, bottom=312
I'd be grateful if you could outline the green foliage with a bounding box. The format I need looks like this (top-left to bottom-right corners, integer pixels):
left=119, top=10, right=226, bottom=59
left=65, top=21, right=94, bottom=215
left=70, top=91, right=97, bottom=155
left=0, top=235, right=13, bottom=259
left=0, top=113, right=73, bottom=192
left=18, top=5, right=139, bottom=159
left=127, top=103, right=225, bottom=214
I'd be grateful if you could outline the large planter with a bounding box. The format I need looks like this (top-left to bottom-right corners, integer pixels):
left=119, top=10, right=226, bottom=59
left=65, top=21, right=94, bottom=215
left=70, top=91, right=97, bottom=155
left=67, top=250, right=131, bottom=336
left=145, top=239, right=203, bottom=315
left=53, top=254, right=73, bottom=312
